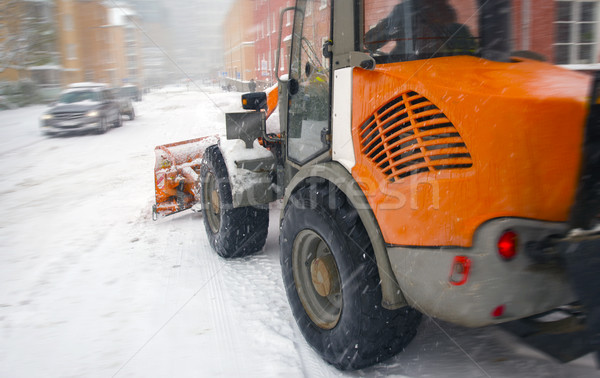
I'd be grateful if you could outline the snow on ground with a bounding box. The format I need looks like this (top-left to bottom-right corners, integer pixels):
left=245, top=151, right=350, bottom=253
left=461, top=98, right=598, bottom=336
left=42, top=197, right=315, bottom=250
left=0, top=86, right=598, bottom=378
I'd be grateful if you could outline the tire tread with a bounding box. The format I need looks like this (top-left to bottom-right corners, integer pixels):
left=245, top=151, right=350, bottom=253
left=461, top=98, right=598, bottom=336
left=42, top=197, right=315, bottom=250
left=200, top=145, right=268, bottom=258
left=281, top=182, right=421, bottom=370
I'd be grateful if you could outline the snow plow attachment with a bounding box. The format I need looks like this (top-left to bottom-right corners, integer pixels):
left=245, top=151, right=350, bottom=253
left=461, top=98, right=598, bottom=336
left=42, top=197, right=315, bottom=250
left=152, top=135, right=219, bottom=220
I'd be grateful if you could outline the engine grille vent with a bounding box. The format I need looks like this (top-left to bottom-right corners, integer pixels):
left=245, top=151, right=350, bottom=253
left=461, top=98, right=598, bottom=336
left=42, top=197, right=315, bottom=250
left=53, top=112, right=87, bottom=120
left=359, top=91, right=473, bottom=182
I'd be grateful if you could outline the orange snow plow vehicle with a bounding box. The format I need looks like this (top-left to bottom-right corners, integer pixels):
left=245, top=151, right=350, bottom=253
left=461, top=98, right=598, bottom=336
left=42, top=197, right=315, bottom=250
left=153, top=0, right=600, bottom=371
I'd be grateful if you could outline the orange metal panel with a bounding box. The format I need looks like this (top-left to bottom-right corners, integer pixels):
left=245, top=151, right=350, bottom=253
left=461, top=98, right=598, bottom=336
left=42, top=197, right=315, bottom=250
left=350, top=56, right=591, bottom=247
left=266, top=85, right=279, bottom=118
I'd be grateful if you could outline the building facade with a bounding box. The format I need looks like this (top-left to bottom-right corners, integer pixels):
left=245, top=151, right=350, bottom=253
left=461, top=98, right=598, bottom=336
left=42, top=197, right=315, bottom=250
left=108, top=6, right=144, bottom=86
left=252, top=0, right=293, bottom=86
left=0, top=0, right=58, bottom=84
left=127, top=0, right=174, bottom=88
left=224, top=0, right=600, bottom=91
left=223, top=0, right=256, bottom=83
left=55, top=0, right=143, bottom=87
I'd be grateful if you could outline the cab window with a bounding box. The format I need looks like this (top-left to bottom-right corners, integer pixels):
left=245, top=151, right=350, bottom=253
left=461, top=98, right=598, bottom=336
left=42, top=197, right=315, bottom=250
left=287, top=0, right=332, bottom=165
left=362, top=0, right=480, bottom=63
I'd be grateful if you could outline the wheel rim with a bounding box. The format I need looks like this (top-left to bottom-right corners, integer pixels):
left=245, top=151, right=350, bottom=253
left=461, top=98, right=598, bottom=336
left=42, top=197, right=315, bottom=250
left=203, top=171, right=221, bottom=233
left=292, top=229, right=342, bottom=329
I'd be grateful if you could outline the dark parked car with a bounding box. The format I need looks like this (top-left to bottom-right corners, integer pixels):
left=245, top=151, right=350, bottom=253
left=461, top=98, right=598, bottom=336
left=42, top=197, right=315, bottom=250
left=113, top=88, right=135, bottom=120
left=120, top=85, right=141, bottom=102
left=40, top=86, right=121, bottom=135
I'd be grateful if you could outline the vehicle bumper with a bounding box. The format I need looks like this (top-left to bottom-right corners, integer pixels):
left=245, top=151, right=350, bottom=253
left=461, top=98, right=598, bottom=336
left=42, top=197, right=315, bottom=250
left=41, top=118, right=101, bottom=134
left=388, top=218, right=576, bottom=327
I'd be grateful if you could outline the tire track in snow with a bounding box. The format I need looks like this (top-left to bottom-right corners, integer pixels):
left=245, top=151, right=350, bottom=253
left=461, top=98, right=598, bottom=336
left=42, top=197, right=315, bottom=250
left=203, top=242, right=249, bottom=374
left=209, top=205, right=337, bottom=377
left=0, top=139, right=45, bottom=157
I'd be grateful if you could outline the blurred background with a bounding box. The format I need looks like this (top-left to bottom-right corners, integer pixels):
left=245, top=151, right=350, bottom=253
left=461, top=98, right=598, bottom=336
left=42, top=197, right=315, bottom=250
left=2, top=0, right=600, bottom=110
left=0, top=0, right=237, bottom=109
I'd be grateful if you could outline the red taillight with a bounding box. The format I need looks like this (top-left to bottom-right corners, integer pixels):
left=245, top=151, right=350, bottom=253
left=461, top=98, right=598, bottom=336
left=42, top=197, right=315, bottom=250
left=498, top=230, right=518, bottom=260
left=491, top=305, right=506, bottom=318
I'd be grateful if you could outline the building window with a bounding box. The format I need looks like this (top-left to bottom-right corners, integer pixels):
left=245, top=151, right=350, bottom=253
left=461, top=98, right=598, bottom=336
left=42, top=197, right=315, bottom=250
left=63, top=14, right=73, bottom=31
left=273, top=13, right=276, bottom=32
left=66, top=44, right=76, bottom=60
left=555, top=0, right=599, bottom=64
left=128, top=55, right=137, bottom=68
left=126, top=27, right=135, bottom=42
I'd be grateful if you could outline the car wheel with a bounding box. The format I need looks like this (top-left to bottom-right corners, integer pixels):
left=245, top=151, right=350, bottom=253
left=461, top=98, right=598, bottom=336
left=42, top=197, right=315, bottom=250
left=200, top=145, right=269, bottom=258
left=114, top=112, right=123, bottom=127
left=280, top=182, right=422, bottom=370
left=129, top=108, right=135, bottom=120
left=97, top=117, right=108, bottom=134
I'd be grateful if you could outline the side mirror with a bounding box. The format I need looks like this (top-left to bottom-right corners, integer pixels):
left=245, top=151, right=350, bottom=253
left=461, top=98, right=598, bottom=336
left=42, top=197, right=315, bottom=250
left=289, top=78, right=299, bottom=96
left=241, top=92, right=267, bottom=111
left=322, top=40, right=333, bottom=59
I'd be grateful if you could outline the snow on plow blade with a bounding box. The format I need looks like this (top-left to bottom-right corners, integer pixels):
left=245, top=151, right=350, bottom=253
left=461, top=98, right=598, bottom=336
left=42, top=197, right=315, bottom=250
left=152, top=135, right=219, bottom=220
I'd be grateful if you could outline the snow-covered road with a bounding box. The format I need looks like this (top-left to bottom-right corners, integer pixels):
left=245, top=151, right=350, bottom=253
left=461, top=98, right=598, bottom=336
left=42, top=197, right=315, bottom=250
left=0, top=86, right=597, bottom=377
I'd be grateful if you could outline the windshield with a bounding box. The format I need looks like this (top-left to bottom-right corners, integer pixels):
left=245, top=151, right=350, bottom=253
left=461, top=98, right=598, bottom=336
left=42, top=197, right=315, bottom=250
left=58, top=90, right=100, bottom=104
left=362, top=0, right=480, bottom=63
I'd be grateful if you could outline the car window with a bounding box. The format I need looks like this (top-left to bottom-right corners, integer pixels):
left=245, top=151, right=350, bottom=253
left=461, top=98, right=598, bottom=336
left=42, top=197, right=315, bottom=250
left=58, top=90, right=100, bottom=104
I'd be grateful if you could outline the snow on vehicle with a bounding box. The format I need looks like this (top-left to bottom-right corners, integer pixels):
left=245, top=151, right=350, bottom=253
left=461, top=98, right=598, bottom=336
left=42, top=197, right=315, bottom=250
left=152, top=135, right=219, bottom=220
left=153, top=0, right=600, bottom=370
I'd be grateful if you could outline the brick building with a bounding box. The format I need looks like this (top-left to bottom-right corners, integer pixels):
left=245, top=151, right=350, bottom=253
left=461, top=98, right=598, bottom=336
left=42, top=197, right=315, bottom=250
left=224, top=0, right=328, bottom=88
left=0, top=0, right=58, bottom=84
left=252, top=0, right=293, bottom=86
left=224, top=0, right=600, bottom=90
left=223, top=0, right=256, bottom=84
left=55, top=0, right=143, bottom=87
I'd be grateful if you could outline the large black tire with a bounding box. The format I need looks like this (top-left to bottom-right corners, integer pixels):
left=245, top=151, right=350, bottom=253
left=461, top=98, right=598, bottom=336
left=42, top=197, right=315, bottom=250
left=280, top=182, right=422, bottom=370
left=200, top=145, right=269, bottom=258
left=128, top=108, right=135, bottom=120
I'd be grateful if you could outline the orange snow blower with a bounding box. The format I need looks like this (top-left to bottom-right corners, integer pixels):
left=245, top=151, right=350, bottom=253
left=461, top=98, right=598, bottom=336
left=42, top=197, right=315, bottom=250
left=152, top=135, right=219, bottom=220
